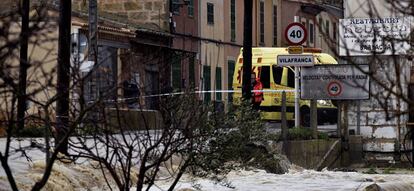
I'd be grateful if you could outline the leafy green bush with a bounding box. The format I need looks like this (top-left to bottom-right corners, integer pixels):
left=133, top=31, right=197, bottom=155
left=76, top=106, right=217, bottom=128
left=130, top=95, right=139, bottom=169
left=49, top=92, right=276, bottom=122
left=317, top=131, right=329, bottom=140
left=288, top=127, right=329, bottom=140
left=213, top=101, right=266, bottom=161
left=288, top=127, right=313, bottom=140
left=192, top=101, right=289, bottom=175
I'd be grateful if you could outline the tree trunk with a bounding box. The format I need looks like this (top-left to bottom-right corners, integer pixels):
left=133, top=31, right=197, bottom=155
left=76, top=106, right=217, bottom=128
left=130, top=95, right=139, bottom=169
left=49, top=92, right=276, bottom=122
left=17, top=0, right=30, bottom=130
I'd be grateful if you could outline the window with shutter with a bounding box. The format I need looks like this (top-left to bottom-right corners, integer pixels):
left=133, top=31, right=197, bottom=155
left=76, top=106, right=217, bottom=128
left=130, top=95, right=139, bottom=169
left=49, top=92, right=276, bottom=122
left=216, top=67, right=222, bottom=101
left=231, top=0, right=236, bottom=41
left=207, top=3, right=214, bottom=25
left=188, top=0, right=194, bottom=17
left=228, top=60, right=235, bottom=102
left=259, top=1, right=265, bottom=44
left=203, top=65, right=211, bottom=103
left=189, top=56, right=195, bottom=87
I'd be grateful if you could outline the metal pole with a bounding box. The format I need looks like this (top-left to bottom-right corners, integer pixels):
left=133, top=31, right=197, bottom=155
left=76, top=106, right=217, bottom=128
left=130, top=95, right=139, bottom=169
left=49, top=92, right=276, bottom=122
left=294, top=16, right=300, bottom=127
left=56, top=0, right=71, bottom=154
left=281, top=91, right=288, bottom=153
left=311, top=99, right=317, bottom=139
left=357, top=100, right=361, bottom=135
left=341, top=102, right=350, bottom=166
left=89, top=0, right=98, bottom=101
left=337, top=101, right=342, bottom=137
left=89, top=0, right=97, bottom=63
left=242, top=0, right=253, bottom=101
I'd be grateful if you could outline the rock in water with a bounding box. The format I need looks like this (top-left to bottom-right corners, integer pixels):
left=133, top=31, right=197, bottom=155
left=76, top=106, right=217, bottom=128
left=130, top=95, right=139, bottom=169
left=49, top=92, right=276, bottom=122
left=243, top=142, right=291, bottom=174
left=364, top=184, right=381, bottom=191
left=363, top=182, right=414, bottom=191
left=261, top=154, right=291, bottom=174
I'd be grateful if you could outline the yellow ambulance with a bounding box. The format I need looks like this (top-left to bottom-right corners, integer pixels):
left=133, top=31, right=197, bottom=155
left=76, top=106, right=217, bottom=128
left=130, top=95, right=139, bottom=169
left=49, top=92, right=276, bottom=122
left=232, top=47, right=337, bottom=126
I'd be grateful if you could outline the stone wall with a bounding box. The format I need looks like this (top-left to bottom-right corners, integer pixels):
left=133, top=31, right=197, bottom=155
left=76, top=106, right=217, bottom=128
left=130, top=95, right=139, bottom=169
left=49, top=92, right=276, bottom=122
left=285, top=139, right=341, bottom=169
left=343, top=0, right=413, bottom=165
left=346, top=57, right=411, bottom=162
left=106, top=108, right=163, bottom=130
left=72, top=0, right=169, bottom=32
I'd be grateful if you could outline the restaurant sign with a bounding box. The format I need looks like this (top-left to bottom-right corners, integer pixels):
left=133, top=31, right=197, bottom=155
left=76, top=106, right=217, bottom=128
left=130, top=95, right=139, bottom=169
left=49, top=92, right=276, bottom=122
left=339, top=17, right=411, bottom=56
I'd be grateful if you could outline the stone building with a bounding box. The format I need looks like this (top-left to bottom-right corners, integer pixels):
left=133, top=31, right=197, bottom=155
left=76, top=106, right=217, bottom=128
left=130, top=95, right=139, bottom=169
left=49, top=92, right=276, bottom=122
left=72, top=0, right=176, bottom=110
left=72, top=0, right=205, bottom=109
left=342, top=0, right=412, bottom=165
left=72, top=0, right=170, bottom=32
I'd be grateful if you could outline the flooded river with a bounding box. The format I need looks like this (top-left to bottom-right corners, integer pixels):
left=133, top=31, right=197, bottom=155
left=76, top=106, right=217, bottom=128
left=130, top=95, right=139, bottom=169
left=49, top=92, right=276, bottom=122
left=1, top=138, right=414, bottom=191
left=163, top=168, right=414, bottom=191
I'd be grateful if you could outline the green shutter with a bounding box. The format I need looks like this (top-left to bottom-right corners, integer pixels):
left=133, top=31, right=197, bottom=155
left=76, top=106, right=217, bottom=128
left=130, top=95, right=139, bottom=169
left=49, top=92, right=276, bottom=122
left=172, top=0, right=180, bottom=14
left=203, top=65, right=211, bottom=103
left=216, top=67, right=222, bottom=101
left=189, top=56, right=195, bottom=87
left=172, top=53, right=181, bottom=90
left=188, top=0, right=194, bottom=16
left=228, top=60, right=235, bottom=102
left=207, top=3, right=214, bottom=24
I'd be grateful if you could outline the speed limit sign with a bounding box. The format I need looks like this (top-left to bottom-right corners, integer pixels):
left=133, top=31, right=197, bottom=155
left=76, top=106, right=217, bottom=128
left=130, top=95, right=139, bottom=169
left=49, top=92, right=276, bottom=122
left=285, top=23, right=307, bottom=45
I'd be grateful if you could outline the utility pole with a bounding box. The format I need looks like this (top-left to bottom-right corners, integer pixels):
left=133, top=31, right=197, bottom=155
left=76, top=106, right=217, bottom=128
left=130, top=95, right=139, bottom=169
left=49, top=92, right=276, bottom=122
left=294, top=16, right=300, bottom=127
left=17, top=0, right=30, bottom=130
left=56, top=0, right=71, bottom=154
left=89, top=0, right=98, bottom=64
left=242, top=0, right=253, bottom=101
left=89, top=0, right=98, bottom=101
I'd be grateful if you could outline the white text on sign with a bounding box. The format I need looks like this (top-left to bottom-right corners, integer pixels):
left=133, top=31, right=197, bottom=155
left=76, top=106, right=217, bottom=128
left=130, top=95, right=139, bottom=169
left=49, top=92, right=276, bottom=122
left=277, top=55, right=314, bottom=67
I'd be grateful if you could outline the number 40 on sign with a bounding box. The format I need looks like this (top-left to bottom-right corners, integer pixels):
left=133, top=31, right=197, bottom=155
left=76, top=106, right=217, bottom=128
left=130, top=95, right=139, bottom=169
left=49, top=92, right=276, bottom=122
left=285, top=23, right=307, bottom=45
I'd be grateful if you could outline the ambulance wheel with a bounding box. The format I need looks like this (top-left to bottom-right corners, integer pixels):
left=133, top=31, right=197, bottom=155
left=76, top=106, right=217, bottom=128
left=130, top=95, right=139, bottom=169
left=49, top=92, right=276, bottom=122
left=300, top=106, right=310, bottom=128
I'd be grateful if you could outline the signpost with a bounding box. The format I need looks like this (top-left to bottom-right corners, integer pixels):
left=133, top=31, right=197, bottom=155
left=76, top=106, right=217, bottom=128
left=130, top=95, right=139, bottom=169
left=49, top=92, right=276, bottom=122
left=285, top=16, right=305, bottom=127
left=285, top=22, right=307, bottom=45
left=277, top=55, right=314, bottom=67
left=339, top=17, right=411, bottom=56
left=327, top=81, right=342, bottom=97
left=287, top=46, right=303, bottom=54
left=300, top=64, right=370, bottom=100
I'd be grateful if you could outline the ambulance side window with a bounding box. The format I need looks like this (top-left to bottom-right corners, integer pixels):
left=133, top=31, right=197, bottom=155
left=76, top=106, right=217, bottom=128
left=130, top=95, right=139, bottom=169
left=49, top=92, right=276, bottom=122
left=260, top=66, right=270, bottom=88
left=287, top=68, right=295, bottom=88
left=272, top=66, right=283, bottom=85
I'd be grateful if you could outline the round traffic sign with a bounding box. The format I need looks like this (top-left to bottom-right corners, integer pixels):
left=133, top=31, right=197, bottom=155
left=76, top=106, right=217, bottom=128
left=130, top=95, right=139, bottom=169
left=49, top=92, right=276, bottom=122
left=285, top=23, right=307, bottom=45
left=327, top=81, right=342, bottom=97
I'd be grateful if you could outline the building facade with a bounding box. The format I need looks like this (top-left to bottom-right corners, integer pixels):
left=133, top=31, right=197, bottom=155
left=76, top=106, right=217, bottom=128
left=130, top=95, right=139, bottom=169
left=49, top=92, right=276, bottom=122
left=198, top=0, right=225, bottom=105
left=198, top=0, right=343, bottom=107
left=276, top=0, right=342, bottom=57
left=170, top=0, right=200, bottom=91
left=223, top=0, right=244, bottom=104
left=342, top=0, right=411, bottom=164
left=72, top=0, right=184, bottom=110
left=252, top=0, right=279, bottom=47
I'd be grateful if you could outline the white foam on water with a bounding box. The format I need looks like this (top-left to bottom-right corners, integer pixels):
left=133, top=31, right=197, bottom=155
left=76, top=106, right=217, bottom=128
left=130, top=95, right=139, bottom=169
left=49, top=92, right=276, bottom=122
left=1, top=138, right=414, bottom=191
left=1, top=159, right=116, bottom=191
left=149, top=168, right=414, bottom=191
